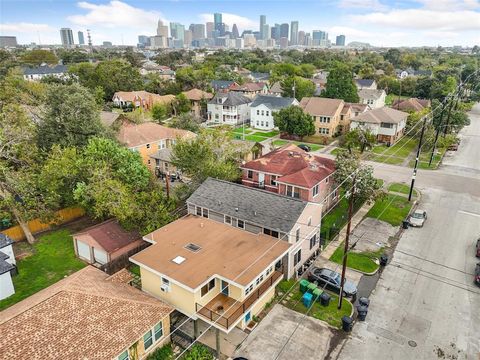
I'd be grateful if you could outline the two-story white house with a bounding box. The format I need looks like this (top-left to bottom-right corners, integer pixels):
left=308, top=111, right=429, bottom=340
left=249, top=95, right=298, bottom=131
left=358, top=89, right=386, bottom=109
left=350, top=107, right=408, bottom=145
left=207, top=92, right=252, bottom=125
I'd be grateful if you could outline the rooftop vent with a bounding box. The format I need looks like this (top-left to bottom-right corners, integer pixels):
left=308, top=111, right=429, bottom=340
left=185, top=243, right=201, bottom=252
left=172, top=256, right=186, bottom=264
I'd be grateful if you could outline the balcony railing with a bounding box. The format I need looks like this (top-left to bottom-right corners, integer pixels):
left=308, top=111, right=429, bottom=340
left=195, top=271, right=282, bottom=330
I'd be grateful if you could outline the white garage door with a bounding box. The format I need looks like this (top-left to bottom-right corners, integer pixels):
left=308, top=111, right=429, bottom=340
left=77, top=240, right=91, bottom=262
left=93, top=248, right=108, bottom=265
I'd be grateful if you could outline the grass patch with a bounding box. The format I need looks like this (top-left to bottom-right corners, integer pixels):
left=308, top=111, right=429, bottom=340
left=272, top=139, right=323, bottom=151
left=277, top=280, right=353, bottom=329
left=129, top=264, right=141, bottom=277
left=368, top=154, right=404, bottom=165
left=146, top=343, right=174, bottom=360
left=408, top=148, right=445, bottom=170
left=371, top=136, right=417, bottom=158
left=0, top=230, right=86, bottom=311
left=330, top=245, right=381, bottom=273
left=388, top=182, right=417, bottom=197
left=330, top=148, right=342, bottom=156
left=366, top=194, right=412, bottom=226
left=251, top=129, right=279, bottom=137
left=244, top=134, right=271, bottom=142
left=232, top=127, right=253, bottom=134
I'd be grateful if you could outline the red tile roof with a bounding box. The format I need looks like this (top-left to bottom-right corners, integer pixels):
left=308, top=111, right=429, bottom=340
left=242, top=144, right=335, bottom=188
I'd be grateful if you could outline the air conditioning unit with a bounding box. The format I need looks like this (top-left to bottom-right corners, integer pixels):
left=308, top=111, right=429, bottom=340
left=160, top=284, right=170, bottom=292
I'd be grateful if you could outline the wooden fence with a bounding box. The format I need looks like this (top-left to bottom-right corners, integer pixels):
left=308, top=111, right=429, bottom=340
left=1, top=207, right=85, bottom=242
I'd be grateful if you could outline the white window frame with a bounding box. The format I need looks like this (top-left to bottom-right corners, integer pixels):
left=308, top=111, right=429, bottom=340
left=313, top=184, right=319, bottom=197
left=224, top=215, right=232, bottom=225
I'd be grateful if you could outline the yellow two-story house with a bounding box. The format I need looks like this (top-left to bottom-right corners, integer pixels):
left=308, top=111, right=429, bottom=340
left=130, top=215, right=290, bottom=334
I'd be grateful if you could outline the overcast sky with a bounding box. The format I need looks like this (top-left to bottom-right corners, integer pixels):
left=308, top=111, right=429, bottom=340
left=1, top=0, right=479, bottom=47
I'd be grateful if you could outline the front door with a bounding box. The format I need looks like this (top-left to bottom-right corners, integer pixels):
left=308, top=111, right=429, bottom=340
left=221, top=280, right=229, bottom=296
left=258, top=172, right=265, bottom=186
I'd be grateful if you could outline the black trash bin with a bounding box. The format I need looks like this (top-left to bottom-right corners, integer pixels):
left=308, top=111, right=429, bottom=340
left=402, top=220, right=410, bottom=229
left=341, top=316, right=353, bottom=332
left=357, top=305, right=368, bottom=321
left=320, top=292, right=331, bottom=306
left=380, top=254, right=388, bottom=266
left=359, top=297, right=370, bottom=307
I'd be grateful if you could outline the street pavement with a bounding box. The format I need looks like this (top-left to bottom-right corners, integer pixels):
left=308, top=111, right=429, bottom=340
left=336, top=104, right=480, bottom=360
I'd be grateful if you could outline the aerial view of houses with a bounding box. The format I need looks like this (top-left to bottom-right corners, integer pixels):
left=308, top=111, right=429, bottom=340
left=1, top=3, right=479, bottom=360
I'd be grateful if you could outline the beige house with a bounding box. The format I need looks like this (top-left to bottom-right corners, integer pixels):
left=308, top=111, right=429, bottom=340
left=182, top=88, right=213, bottom=118
left=112, top=91, right=175, bottom=111
left=130, top=215, right=290, bottom=334
left=299, top=97, right=351, bottom=138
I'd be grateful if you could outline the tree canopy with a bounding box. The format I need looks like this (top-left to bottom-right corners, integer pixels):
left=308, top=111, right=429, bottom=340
left=323, top=62, right=359, bottom=102
left=281, top=76, right=316, bottom=100
left=273, top=105, right=315, bottom=139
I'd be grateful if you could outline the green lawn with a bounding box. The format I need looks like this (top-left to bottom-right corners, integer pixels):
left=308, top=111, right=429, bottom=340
left=0, top=230, right=86, bottom=311
left=251, top=130, right=280, bottom=137
left=330, top=245, right=381, bottom=273
left=272, top=139, right=323, bottom=151
left=408, top=148, right=445, bottom=170
left=385, top=94, right=408, bottom=106
left=366, top=194, right=413, bottom=226
left=277, top=280, right=353, bottom=329
left=232, top=126, right=254, bottom=135
left=388, top=182, right=417, bottom=197
left=371, top=136, right=417, bottom=158
left=368, top=154, right=405, bottom=165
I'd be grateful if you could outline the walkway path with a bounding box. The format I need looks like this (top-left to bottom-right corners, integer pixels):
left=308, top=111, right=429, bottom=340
left=317, top=140, right=339, bottom=154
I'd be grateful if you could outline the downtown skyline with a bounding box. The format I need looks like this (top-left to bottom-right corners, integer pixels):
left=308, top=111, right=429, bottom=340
left=1, top=0, right=479, bottom=47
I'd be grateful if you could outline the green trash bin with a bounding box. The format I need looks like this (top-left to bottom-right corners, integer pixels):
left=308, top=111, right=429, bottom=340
left=312, top=288, right=322, bottom=301
left=307, top=283, right=317, bottom=294
left=300, top=279, right=310, bottom=294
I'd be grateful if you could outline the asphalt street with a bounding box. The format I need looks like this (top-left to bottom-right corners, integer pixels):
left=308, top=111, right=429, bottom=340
left=336, top=104, right=480, bottom=360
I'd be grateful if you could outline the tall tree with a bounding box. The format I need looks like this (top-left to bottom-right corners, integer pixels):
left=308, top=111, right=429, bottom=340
left=273, top=106, right=315, bottom=139
left=169, top=113, right=201, bottom=133
left=323, top=63, right=359, bottom=102
left=281, top=76, right=316, bottom=100
left=342, top=128, right=376, bottom=154
left=172, top=93, right=191, bottom=116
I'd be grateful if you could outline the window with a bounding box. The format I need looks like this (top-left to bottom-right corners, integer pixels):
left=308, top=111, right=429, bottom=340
left=202, top=208, right=208, bottom=218
left=146, top=143, right=151, bottom=149
left=225, top=215, right=232, bottom=225
left=286, top=185, right=299, bottom=198
left=266, top=111, right=270, bottom=116
left=270, top=175, right=277, bottom=186
left=381, top=122, right=393, bottom=128
left=185, top=243, right=201, bottom=252
left=340, top=115, right=344, bottom=120
left=196, top=206, right=202, bottom=216
left=144, top=329, right=153, bottom=350
left=245, top=284, right=253, bottom=295
left=325, top=177, right=329, bottom=184
left=118, top=350, right=129, bottom=360
left=266, top=266, right=273, bottom=276
left=154, top=322, right=163, bottom=341
left=313, top=184, right=319, bottom=197
left=319, top=128, right=330, bottom=135
left=201, top=278, right=216, bottom=296
left=309, top=234, right=317, bottom=250
left=162, top=278, right=170, bottom=286
left=294, top=250, right=302, bottom=266
left=159, top=140, right=166, bottom=149
left=247, top=170, right=253, bottom=179
left=147, top=159, right=151, bottom=165
left=237, top=219, right=245, bottom=229
left=256, top=120, right=259, bottom=126
left=263, top=228, right=279, bottom=238
left=295, top=228, right=300, bottom=243
left=261, top=110, right=264, bottom=116
left=257, top=110, right=260, bottom=115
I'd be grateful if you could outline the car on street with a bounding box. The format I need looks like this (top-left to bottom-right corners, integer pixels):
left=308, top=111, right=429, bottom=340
left=475, top=263, right=480, bottom=286
left=476, top=238, right=480, bottom=258
left=409, top=209, right=427, bottom=227
left=298, top=144, right=311, bottom=152
left=307, top=267, right=357, bottom=298
left=448, top=143, right=459, bottom=151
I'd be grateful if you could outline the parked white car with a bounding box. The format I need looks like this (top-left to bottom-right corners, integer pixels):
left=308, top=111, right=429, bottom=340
left=409, top=209, right=427, bottom=227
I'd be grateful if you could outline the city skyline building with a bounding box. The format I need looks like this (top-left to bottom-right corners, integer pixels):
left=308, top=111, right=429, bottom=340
left=0, top=36, right=17, bottom=47
left=77, top=31, right=85, bottom=45
left=189, top=23, right=205, bottom=40
left=170, top=22, right=185, bottom=42
left=60, top=28, right=74, bottom=47
left=214, top=13, right=223, bottom=36
left=138, top=35, right=150, bottom=47
left=259, top=15, right=266, bottom=39
left=280, top=23, right=289, bottom=40
left=290, top=21, right=299, bottom=45
left=232, top=24, right=240, bottom=39
left=157, top=19, right=169, bottom=37
left=206, top=22, right=214, bottom=38
left=336, top=34, right=346, bottom=46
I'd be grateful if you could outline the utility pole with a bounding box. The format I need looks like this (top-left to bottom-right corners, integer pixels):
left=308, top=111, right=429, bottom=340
left=165, top=171, right=170, bottom=199
left=408, top=115, right=427, bottom=201
left=338, top=174, right=356, bottom=310
left=429, top=100, right=446, bottom=167
left=443, top=91, right=458, bottom=137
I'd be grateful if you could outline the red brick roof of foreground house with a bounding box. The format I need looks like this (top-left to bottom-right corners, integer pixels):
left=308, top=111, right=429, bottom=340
left=0, top=266, right=174, bottom=360
left=117, top=121, right=195, bottom=148
left=391, top=98, right=431, bottom=112
left=182, top=88, right=214, bottom=101
left=241, top=144, right=336, bottom=188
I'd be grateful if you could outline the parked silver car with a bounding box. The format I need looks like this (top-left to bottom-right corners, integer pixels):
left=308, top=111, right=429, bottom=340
left=307, top=267, right=357, bottom=298
left=409, top=209, right=427, bottom=227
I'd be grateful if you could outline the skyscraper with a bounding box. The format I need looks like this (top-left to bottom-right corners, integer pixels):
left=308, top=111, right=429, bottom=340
left=78, top=31, right=85, bottom=45
left=262, top=24, right=270, bottom=40
left=0, top=36, right=17, bottom=47
left=206, top=22, right=214, bottom=39
left=184, top=30, right=192, bottom=46
left=214, top=13, right=223, bottom=36
left=259, top=15, right=266, bottom=39
left=189, top=24, right=205, bottom=40
left=312, top=30, right=328, bottom=46
left=280, top=23, right=289, bottom=40
left=60, top=28, right=74, bottom=47
left=157, top=20, right=169, bottom=37
left=290, top=21, right=299, bottom=45
left=232, top=24, right=240, bottom=39
left=138, top=35, right=150, bottom=47
left=298, top=31, right=305, bottom=46
left=170, top=22, right=185, bottom=42
left=271, top=24, right=280, bottom=40
left=336, top=35, right=346, bottom=46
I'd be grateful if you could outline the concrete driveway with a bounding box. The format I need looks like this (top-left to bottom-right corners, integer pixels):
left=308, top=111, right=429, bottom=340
left=234, top=305, right=336, bottom=360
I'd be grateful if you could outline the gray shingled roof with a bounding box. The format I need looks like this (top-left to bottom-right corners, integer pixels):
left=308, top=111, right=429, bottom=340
left=209, top=92, right=252, bottom=106
left=149, top=148, right=172, bottom=162
left=0, top=258, right=14, bottom=275
left=23, top=65, right=68, bottom=75
left=187, top=178, right=308, bottom=233
left=355, top=79, right=375, bottom=87
left=250, top=95, right=296, bottom=110
left=211, top=80, right=235, bottom=90
left=0, top=234, right=13, bottom=249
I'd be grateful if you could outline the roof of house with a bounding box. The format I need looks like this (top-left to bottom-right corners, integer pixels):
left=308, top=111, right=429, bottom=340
left=299, top=97, right=344, bottom=116
left=0, top=257, right=14, bottom=275
left=0, top=233, right=13, bottom=249
left=112, top=90, right=152, bottom=102
left=210, top=80, right=236, bottom=90
left=250, top=95, right=296, bottom=110
left=269, top=82, right=283, bottom=94
left=149, top=148, right=172, bottom=162
left=182, top=88, right=213, bottom=101
left=187, top=178, right=308, bottom=233
left=242, top=144, right=336, bottom=188
left=23, top=64, right=68, bottom=75
left=0, top=266, right=174, bottom=360
left=345, top=103, right=370, bottom=114
left=73, top=219, right=141, bottom=253
left=391, top=98, right=431, bottom=112
left=358, top=89, right=386, bottom=100
left=230, top=82, right=267, bottom=92
left=131, top=215, right=291, bottom=289
left=100, top=111, right=121, bottom=127
left=351, top=106, right=409, bottom=124
left=117, top=122, right=195, bottom=148
left=150, top=94, right=176, bottom=105
left=355, top=79, right=375, bottom=87
left=209, top=92, right=252, bottom=106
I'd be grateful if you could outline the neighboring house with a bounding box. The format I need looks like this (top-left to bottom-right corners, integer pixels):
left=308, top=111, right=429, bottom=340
left=112, top=91, right=175, bottom=111
left=0, top=266, right=174, bottom=360
left=345, top=103, right=370, bottom=117
left=186, top=178, right=323, bottom=279
left=358, top=89, right=386, bottom=109
left=211, top=80, right=237, bottom=92
left=392, top=98, right=431, bottom=112
left=117, top=121, right=195, bottom=171
left=73, top=219, right=145, bottom=266
left=140, top=61, right=176, bottom=81
left=355, top=79, right=377, bottom=90
left=231, top=139, right=265, bottom=161
left=23, top=64, right=68, bottom=81
left=182, top=88, right=213, bottom=118
left=0, top=234, right=16, bottom=300
left=350, top=106, right=408, bottom=145
left=230, top=82, right=269, bottom=98
left=269, top=82, right=283, bottom=96
left=207, top=92, right=252, bottom=125
left=99, top=111, right=121, bottom=128
left=241, top=144, right=337, bottom=208
left=250, top=95, right=298, bottom=130
left=299, top=97, right=351, bottom=138
left=130, top=215, right=290, bottom=333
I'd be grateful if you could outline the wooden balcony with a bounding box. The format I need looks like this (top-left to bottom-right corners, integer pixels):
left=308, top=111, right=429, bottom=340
left=196, top=271, right=282, bottom=330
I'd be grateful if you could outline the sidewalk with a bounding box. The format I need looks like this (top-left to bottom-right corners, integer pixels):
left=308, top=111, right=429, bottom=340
left=321, top=201, right=375, bottom=259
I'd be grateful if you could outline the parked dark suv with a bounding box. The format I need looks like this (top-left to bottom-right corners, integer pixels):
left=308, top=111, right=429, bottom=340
left=475, top=238, right=480, bottom=258
left=307, top=267, right=357, bottom=298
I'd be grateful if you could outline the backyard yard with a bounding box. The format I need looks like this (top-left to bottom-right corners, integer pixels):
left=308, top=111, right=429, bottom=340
left=0, top=229, right=86, bottom=311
